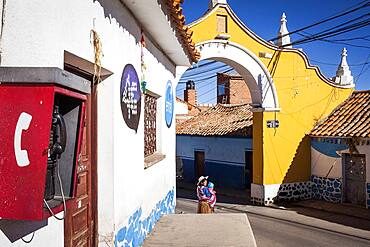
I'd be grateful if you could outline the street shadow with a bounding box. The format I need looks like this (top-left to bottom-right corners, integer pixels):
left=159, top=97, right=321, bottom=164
left=0, top=219, right=48, bottom=242
left=280, top=203, right=370, bottom=231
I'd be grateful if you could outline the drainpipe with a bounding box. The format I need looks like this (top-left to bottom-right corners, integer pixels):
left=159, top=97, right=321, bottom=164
left=0, top=0, right=6, bottom=65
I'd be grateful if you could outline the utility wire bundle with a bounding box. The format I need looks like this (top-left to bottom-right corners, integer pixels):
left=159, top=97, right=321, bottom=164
left=268, top=1, right=370, bottom=48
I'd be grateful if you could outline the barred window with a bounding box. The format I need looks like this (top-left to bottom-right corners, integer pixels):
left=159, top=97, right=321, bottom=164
left=144, top=94, right=157, bottom=157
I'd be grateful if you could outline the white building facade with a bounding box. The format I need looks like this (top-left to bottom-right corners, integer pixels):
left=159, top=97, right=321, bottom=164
left=0, top=0, right=197, bottom=246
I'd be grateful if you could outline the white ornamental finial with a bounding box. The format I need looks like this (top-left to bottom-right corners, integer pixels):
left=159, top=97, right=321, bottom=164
left=339, top=47, right=349, bottom=69
left=333, top=48, right=354, bottom=85
left=209, top=0, right=227, bottom=9
left=281, top=13, right=287, bottom=23
left=277, top=12, right=292, bottom=48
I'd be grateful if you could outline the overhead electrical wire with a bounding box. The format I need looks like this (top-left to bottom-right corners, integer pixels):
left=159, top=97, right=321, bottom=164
left=179, top=67, right=233, bottom=84
left=297, top=31, right=370, bottom=49
left=177, top=68, right=234, bottom=92
left=184, top=61, right=225, bottom=72
left=283, top=17, right=370, bottom=47
left=179, top=65, right=229, bottom=82
left=299, top=13, right=370, bottom=39
left=269, top=0, right=370, bottom=42
left=355, top=54, right=370, bottom=81
left=309, top=58, right=370, bottom=67
left=326, top=34, right=370, bottom=42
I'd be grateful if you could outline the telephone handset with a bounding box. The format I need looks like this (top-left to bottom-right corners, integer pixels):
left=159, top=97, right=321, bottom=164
left=44, top=105, right=67, bottom=201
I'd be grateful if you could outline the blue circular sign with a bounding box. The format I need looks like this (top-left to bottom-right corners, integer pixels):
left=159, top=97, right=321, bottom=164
left=120, top=64, right=141, bottom=132
left=165, top=80, right=174, bottom=128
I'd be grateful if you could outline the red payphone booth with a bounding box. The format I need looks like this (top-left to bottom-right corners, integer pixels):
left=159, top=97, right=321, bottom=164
left=0, top=67, right=90, bottom=221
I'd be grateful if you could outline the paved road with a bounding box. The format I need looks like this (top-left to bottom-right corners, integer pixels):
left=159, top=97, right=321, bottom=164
left=176, top=189, right=370, bottom=247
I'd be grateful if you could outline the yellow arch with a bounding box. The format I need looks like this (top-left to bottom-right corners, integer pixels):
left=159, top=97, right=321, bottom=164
left=189, top=3, right=353, bottom=203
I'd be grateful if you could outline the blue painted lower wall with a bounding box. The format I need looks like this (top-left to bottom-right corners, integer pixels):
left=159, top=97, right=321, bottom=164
left=114, top=189, right=175, bottom=247
left=206, top=161, right=245, bottom=189
left=177, top=135, right=252, bottom=189
left=182, top=158, right=245, bottom=189
left=182, top=158, right=196, bottom=183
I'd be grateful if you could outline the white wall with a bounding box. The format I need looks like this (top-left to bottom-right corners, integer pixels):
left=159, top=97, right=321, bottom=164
left=311, top=147, right=342, bottom=178
left=311, top=140, right=370, bottom=182
left=0, top=0, right=180, bottom=246
left=175, top=100, right=188, bottom=115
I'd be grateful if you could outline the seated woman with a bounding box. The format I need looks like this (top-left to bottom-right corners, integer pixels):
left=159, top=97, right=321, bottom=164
left=196, top=176, right=212, bottom=214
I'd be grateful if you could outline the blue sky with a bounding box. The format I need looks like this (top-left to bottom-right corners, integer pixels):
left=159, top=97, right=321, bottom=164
left=176, top=0, right=370, bottom=104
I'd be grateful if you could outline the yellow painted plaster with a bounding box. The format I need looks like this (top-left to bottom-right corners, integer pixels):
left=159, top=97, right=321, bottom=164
left=190, top=5, right=353, bottom=185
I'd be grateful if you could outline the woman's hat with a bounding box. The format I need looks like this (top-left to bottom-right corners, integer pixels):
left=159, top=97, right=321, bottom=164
left=197, top=176, right=208, bottom=185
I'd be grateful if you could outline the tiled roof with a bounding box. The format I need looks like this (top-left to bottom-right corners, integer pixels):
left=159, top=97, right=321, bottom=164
left=177, top=104, right=253, bottom=136
left=311, top=90, right=370, bottom=138
left=166, top=0, right=200, bottom=62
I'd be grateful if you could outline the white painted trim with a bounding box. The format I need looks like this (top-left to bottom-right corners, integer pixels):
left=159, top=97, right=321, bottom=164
left=251, top=183, right=281, bottom=201
left=196, top=40, right=279, bottom=110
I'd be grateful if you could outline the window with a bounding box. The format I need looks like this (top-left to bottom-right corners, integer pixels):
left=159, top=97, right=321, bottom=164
left=217, top=15, right=227, bottom=33
left=144, top=94, right=157, bottom=157
left=218, top=83, right=225, bottom=95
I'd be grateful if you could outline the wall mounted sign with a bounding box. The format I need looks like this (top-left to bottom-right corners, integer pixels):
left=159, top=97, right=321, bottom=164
left=266, top=120, right=279, bottom=128
left=165, top=80, right=174, bottom=128
left=120, top=64, right=141, bottom=132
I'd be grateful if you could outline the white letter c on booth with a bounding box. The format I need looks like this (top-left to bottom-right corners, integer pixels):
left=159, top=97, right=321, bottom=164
left=14, top=112, right=32, bottom=167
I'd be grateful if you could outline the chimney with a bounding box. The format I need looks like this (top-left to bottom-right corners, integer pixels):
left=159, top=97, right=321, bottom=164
left=184, top=80, right=197, bottom=106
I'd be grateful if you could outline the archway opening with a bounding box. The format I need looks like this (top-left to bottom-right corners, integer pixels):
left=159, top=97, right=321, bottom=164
left=175, top=57, right=255, bottom=195
left=175, top=40, right=279, bottom=203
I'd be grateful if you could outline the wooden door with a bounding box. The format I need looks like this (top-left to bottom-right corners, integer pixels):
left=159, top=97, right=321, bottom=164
left=195, top=151, right=205, bottom=178
left=64, top=96, right=93, bottom=247
left=244, top=151, right=253, bottom=189
left=344, top=154, right=366, bottom=206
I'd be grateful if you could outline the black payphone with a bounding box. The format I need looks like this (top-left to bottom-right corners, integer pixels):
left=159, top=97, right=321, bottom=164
left=42, top=93, right=85, bottom=219
left=44, top=105, right=67, bottom=201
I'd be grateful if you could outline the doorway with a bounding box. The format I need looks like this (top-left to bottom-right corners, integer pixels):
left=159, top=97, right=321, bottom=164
left=343, top=153, right=366, bottom=207
left=245, top=150, right=253, bottom=189
left=194, top=151, right=205, bottom=178
left=63, top=63, right=96, bottom=247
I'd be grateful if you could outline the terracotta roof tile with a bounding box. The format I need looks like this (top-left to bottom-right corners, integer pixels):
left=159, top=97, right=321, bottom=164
left=177, top=104, right=253, bottom=137
left=166, top=0, right=200, bottom=62
left=311, top=90, right=370, bottom=138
